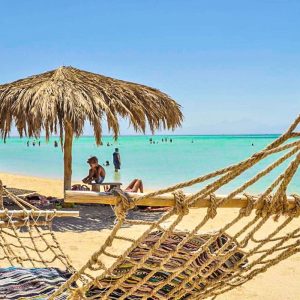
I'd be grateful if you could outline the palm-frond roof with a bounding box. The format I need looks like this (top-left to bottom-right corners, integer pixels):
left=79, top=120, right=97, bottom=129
left=0, top=66, right=183, bottom=143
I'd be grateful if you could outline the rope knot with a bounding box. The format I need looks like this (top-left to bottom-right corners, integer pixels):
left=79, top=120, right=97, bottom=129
left=111, top=188, right=134, bottom=220
left=90, top=253, right=98, bottom=264
left=271, top=193, right=289, bottom=221
left=288, top=194, right=300, bottom=217
left=173, top=191, right=188, bottom=215
left=256, top=195, right=272, bottom=217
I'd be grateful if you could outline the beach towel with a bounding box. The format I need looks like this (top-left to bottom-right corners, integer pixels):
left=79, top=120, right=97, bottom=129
left=0, top=267, right=71, bottom=299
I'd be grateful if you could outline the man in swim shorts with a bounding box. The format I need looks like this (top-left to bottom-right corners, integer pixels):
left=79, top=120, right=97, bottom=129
left=113, top=148, right=121, bottom=172
left=82, top=156, right=106, bottom=184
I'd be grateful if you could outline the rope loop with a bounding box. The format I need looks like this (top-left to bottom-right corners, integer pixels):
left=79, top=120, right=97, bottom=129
left=208, top=194, right=218, bottom=219
left=272, top=193, right=287, bottom=221
left=32, top=209, right=42, bottom=226
left=23, top=209, right=30, bottom=226
left=173, top=190, right=188, bottom=215
left=242, top=194, right=255, bottom=216
left=48, top=209, right=57, bottom=222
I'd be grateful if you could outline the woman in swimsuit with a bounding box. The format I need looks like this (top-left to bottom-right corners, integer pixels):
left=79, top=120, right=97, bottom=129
left=125, top=178, right=143, bottom=193
left=104, top=178, right=143, bottom=193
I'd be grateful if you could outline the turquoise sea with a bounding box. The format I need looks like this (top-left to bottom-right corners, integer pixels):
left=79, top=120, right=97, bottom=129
left=0, top=135, right=299, bottom=194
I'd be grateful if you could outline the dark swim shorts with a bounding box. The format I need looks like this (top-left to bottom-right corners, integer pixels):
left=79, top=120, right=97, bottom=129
left=113, top=162, right=120, bottom=169
left=95, top=176, right=105, bottom=184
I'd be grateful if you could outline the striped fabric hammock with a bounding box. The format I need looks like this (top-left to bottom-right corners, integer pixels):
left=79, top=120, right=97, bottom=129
left=0, top=267, right=71, bottom=300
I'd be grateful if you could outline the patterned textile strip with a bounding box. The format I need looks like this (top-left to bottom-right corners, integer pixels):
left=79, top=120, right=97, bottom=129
left=0, top=267, right=71, bottom=300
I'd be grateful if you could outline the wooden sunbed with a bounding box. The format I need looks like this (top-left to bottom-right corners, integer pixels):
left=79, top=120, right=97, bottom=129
left=88, top=182, right=122, bottom=192
left=64, top=190, right=298, bottom=209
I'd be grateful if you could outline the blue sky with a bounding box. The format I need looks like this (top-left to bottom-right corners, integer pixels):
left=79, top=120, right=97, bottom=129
left=0, top=0, right=299, bottom=135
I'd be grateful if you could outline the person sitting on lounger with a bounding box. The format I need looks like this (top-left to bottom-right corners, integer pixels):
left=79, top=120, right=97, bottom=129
left=82, top=156, right=106, bottom=184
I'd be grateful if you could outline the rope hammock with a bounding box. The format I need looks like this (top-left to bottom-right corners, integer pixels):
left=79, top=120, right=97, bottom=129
left=1, top=115, right=300, bottom=299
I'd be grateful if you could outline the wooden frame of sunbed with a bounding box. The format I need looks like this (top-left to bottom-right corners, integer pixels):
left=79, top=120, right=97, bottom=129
left=65, top=190, right=298, bottom=209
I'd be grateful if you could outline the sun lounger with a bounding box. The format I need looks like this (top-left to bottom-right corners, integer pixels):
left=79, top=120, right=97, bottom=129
left=89, top=182, right=122, bottom=192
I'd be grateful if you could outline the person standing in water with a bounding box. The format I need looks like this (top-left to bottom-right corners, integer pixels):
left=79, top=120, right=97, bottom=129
left=113, top=148, right=121, bottom=172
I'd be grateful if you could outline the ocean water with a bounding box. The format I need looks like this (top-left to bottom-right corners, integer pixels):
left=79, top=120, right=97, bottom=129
left=0, top=135, right=299, bottom=194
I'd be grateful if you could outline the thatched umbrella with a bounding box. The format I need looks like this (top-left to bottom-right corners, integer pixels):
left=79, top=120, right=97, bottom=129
left=0, top=66, right=183, bottom=190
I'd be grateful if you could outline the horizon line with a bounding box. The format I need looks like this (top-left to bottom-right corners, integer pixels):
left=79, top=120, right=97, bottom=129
left=5, top=133, right=281, bottom=138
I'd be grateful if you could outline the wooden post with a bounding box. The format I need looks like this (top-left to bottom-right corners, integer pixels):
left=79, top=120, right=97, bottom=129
left=0, top=210, right=79, bottom=218
left=64, top=191, right=299, bottom=210
left=0, top=180, right=3, bottom=209
left=64, top=121, right=73, bottom=191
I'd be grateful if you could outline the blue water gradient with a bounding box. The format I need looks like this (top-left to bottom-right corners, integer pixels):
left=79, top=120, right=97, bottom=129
left=0, top=135, right=299, bottom=194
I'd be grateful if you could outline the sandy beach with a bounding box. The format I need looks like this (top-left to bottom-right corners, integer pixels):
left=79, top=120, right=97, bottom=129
left=0, top=172, right=299, bottom=299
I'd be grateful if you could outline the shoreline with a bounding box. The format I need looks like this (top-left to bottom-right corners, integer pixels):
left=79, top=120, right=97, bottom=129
left=0, top=172, right=66, bottom=198
left=3, top=134, right=299, bottom=196
left=0, top=172, right=153, bottom=198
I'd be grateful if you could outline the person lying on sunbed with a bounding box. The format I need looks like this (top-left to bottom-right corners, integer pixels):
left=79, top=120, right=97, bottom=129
left=82, top=156, right=106, bottom=184
left=104, top=179, right=169, bottom=211
left=125, top=178, right=144, bottom=193
left=104, top=178, right=143, bottom=193
left=124, top=179, right=168, bottom=211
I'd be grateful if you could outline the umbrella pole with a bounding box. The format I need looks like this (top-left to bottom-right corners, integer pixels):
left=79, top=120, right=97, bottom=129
left=64, top=121, right=73, bottom=191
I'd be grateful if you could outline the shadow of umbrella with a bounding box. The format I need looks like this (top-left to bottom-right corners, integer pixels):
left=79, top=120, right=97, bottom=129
left=52, top=205, right=164, bottom=232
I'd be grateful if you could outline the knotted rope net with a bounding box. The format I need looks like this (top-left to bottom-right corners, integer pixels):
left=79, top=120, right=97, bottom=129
left=1, top=115, right=300, bottom=299
left=0, top=183, right=74, bottom=273
left=47, top=115, right=300, bottom=299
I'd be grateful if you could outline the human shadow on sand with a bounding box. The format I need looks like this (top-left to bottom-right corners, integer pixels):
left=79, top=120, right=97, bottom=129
left=3, top=188, right=164, bottom=233
left=52, top=205, right=164, bottom=232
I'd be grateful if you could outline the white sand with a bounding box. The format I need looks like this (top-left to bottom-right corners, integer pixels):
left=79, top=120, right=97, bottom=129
left=0, top=172, right=299, bottom=299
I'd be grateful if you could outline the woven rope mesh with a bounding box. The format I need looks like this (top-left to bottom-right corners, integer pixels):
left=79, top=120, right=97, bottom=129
left=48, top=115, right=300, bottom=299
left=0, top=116, right=299, bottom=300
left=0, top=188, right=74, bottom=272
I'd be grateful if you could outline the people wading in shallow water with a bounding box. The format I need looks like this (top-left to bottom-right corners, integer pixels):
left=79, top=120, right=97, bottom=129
left=82, top=156, right=106, bottom=184
left=113, top=148, right=121, bottom=172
